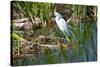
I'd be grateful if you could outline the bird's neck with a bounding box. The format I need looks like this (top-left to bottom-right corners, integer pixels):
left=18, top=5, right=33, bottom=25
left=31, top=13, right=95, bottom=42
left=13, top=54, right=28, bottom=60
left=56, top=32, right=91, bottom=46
left=55, top=16, right=62, bottom=20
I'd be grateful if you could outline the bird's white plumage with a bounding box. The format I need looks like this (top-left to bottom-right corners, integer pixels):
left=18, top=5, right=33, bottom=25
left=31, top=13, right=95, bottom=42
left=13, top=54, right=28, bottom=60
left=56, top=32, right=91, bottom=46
left=54, top=12, right=70, bottom=36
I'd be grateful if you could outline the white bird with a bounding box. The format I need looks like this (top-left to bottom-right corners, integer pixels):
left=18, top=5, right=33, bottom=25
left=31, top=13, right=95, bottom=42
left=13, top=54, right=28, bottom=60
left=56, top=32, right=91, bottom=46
left=54, top=12, right=71, bottom=43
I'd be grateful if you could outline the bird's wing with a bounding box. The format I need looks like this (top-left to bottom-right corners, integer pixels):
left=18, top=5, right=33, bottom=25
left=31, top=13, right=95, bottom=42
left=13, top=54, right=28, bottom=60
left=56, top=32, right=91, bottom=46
left=56, top=18, right=66, bottom=31
left=59, top=18, right=70, bottom=35
left=60, top=18, right=67, bottom=27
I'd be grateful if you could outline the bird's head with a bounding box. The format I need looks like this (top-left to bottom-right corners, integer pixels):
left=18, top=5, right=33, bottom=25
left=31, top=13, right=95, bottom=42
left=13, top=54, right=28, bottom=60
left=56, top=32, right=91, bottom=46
left=54, top=12, right=62, bottom=19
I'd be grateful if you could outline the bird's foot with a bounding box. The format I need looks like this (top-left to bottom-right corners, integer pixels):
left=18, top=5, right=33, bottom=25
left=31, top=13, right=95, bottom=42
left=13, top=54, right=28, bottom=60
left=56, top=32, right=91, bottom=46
left=67, top=42, right=73, bottom=48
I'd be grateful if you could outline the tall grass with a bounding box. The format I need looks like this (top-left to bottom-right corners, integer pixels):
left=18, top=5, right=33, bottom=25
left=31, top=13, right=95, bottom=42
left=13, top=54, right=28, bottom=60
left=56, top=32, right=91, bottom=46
left=13, top=1, right=54, bottom=27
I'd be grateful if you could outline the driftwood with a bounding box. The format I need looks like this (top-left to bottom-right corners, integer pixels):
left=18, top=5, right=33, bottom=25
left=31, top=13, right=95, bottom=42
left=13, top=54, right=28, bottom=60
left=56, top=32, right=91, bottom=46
left=12, top=34, right=80, bottom=60
left=14, top=23, right=25, bottom=28
left=13, top=18, right=29, bottom=28
left=33, top=36, right=55, bottom=44
left=33, top=16, right=42, bottom=28
left=13, top=18, right=29, bottom=23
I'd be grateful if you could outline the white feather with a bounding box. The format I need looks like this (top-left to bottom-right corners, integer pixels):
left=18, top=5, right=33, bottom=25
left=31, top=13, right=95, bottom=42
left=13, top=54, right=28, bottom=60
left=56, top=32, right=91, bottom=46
left=54, top=12, right=70, bottom=36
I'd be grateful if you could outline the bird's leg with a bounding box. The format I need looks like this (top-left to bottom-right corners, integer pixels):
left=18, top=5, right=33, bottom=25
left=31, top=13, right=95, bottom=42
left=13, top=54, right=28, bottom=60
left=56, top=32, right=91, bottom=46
left=63, top=32, right=71, bottom=45
left=63, top=32, right=70, bottom=42
left=66, top=35, right=72, bottom=46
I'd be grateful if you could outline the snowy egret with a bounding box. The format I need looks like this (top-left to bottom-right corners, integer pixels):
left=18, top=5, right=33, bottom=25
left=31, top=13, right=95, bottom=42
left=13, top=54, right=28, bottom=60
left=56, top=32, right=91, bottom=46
left=54, top=12, right=71, bottom=43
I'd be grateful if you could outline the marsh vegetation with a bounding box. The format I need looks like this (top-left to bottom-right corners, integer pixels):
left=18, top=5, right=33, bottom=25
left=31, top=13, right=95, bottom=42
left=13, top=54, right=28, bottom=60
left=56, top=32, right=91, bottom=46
left=11, top=1, right=97, bottom=66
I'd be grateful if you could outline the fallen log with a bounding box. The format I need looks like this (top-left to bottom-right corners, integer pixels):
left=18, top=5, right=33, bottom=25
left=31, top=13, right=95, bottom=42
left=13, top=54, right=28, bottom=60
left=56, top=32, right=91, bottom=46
left=39, top=44, right=59, bottom=48
left=13, top=18, right=29, bottom=23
